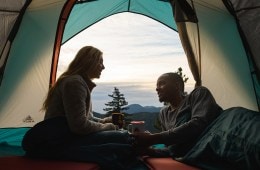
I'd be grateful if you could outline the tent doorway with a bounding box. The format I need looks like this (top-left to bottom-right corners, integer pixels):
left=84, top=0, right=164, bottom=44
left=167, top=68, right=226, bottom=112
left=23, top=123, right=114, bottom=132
left=57, top=12, right=195, bottom=115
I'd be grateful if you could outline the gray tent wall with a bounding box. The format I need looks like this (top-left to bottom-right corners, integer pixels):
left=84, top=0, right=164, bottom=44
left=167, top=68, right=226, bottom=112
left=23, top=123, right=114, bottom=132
left=174, top=0, right=259, bottom=111
left=0, top=0, right=259, bottom=128
left=0, top=0, right=31, bottom=83
left=223, top=0, right=260, bottom=110
left=0, top=0, right=67, bottom=127
left=0, top=0, right=28, bottom=57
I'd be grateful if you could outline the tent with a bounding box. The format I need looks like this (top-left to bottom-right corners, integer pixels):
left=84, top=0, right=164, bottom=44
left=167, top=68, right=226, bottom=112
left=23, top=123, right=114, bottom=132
left=0, top=0, right=259, bottom=162
left=1, top=0, right=259, bottom=128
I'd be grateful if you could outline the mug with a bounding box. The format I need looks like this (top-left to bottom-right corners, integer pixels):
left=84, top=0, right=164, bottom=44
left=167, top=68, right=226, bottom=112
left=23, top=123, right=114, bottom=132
left=128, top=121, right=145, bottom=133
left=112, top=113, right=124, bottom=129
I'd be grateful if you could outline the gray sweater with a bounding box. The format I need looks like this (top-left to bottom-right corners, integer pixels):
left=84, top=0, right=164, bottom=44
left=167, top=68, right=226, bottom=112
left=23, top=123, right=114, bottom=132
left=159, top=86, right=222, bottom=147
left=44, top=75, right=115, bottom=135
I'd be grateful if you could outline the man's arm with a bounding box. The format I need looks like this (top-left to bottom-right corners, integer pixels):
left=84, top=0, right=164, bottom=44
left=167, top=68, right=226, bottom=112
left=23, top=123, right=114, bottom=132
left=161, top=87, right=222, bottom=145
left=132, top=87, right=222, bottom=147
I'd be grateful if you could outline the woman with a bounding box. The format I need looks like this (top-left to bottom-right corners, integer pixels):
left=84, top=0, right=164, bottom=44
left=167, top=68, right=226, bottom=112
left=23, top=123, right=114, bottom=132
left=22, top=46, right=146, bottom=170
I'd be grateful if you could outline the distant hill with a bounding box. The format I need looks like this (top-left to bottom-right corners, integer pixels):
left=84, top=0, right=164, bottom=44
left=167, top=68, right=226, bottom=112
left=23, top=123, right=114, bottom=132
left=127, top=112, right=160, bottom=133
left=125, top=104, right=162, bottom=114
left=93, top=104, right=162, bottom=133
left=93, top=111, right=105, bottom=118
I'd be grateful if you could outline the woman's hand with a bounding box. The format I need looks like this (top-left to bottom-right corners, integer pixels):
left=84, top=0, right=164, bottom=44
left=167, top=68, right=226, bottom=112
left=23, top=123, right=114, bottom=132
left=99, top=116, right=112, bottom=123
left=100, top=123, right=118, bottom=131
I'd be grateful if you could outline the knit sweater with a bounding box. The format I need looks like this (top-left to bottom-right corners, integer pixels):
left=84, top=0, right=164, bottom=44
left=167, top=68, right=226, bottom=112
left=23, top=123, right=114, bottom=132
left=44, top=75, right=115, bottom=135
left=159, top=86, right=222, bottom=148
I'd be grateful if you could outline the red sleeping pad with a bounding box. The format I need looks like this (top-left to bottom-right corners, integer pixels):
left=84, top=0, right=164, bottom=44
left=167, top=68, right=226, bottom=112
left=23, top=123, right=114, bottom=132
left=0, top=156, right=100, bottom=170
left=0, top=156, right=201, bottom=170
left=144, top=157, right=200, bottom=170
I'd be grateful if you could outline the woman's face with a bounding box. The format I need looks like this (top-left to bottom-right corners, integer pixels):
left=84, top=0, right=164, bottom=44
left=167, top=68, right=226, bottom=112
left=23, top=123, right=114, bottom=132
left=88, top=56, right=105, bottom=79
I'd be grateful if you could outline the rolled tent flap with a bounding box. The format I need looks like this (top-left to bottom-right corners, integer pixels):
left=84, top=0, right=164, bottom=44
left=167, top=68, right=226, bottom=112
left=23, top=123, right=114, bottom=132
left=170, top=0, right=201, bottom=87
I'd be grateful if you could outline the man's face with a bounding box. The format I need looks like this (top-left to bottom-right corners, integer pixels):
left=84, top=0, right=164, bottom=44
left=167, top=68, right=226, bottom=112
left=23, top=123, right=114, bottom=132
left=156, top=74, right=177, bottom=103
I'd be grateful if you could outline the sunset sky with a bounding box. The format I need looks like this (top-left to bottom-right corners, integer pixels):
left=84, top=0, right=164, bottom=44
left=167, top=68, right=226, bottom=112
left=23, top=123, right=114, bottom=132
left=58, top=12, right=195, bottom=114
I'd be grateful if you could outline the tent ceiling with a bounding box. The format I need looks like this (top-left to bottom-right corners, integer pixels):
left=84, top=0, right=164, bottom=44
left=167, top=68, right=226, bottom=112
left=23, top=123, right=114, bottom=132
left=62, top=0, right=177, bottom=44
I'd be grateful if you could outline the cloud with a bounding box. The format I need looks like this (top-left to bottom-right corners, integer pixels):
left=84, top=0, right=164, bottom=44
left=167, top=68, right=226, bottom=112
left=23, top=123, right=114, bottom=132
left=58, top=12, right=196, bottom=113
left=91, top=81, right=195, bottom=114
left=91, top=82, right=162, bottom=114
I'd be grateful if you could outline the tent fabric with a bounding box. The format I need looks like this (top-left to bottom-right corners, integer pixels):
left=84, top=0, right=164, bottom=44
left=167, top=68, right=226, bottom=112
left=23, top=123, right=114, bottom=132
left=223, top=0, right=260, bottom=81
left=62, top=0, right=177, bottom=44
left=0, top=128, right=29, bottom=157
left=51, top=0, right=77, bottom=84
left=0, top=0, right=31, bottom=84
left=0, top=0, right=259, bottom=128
left=0, top=0, right=28, bottom=55
left=223, top=0, right=260, bottom=112
left=171, top=0, right=201, bottom=86
left=0, top=0, right=67, bottom=127
left=174, top=0, right=259, bottom=111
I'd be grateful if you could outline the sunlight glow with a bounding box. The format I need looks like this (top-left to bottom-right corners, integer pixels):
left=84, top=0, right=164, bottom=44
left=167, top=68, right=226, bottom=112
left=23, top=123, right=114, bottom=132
left=58, top=12, right=195, bottom=113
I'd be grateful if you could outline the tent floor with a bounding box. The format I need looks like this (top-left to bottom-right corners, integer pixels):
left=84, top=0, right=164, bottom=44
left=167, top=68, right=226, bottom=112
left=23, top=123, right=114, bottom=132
left=0, top=156, right=200, bottom=170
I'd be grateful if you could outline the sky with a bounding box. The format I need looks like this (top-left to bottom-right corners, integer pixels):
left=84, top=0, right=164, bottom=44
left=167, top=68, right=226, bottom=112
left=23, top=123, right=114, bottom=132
left=58, top=13, right=195, bottom=114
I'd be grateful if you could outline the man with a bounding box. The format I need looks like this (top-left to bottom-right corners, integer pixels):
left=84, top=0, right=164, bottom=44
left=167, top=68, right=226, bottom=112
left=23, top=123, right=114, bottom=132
left=132, top=72, right=222, bottom=158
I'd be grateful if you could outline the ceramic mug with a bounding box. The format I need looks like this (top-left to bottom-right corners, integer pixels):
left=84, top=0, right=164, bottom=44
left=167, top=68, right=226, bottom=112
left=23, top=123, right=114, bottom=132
left=112, top=113, right=124, bottom=129
left=128, top=121, right=145, bottom=133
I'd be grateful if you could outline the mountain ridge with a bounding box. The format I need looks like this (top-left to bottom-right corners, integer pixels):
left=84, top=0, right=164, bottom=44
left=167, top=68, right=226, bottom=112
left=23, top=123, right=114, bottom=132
left=93, top=104, right=162, bottom=133
left=124, top=104, right=162, bottom=114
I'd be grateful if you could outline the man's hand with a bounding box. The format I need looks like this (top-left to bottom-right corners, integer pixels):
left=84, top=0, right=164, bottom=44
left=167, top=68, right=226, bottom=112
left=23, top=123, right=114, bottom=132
left=130, top=132, right=159, bottom=147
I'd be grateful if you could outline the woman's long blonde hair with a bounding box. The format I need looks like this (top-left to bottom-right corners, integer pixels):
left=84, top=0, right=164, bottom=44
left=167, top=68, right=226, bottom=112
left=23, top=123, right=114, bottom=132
left=42, top=46, right=103, bottom=111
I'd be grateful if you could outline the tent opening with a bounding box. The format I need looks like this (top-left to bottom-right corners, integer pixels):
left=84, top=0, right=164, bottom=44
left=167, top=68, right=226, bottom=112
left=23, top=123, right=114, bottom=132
left=58, top=12, right=195, bottom=122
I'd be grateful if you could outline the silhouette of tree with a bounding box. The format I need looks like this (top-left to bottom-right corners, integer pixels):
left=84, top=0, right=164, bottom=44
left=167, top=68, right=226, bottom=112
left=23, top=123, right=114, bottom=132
left=175, top=67, right=189, bottom=83
left=103, top=87, right=129, bottom=116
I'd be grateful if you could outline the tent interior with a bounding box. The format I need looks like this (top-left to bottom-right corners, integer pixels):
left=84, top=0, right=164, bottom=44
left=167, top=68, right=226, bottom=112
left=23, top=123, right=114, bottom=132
left=0, top=0, right=260, bottom=169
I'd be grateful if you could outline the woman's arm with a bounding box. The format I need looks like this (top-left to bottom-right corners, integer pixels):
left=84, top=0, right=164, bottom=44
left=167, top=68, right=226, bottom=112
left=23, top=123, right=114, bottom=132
left=61, top=76, right=116, bottom=135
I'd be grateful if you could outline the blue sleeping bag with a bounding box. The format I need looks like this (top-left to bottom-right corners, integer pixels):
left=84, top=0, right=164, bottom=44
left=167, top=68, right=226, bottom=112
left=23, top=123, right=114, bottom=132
left=182, top=107, right=260, bottom=170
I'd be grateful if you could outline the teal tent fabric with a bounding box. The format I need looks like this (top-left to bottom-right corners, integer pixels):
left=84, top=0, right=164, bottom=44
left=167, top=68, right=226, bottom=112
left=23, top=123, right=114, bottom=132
left=62, top=0, right=177, bottom=43
left=0, top=128, right=29, bottom=157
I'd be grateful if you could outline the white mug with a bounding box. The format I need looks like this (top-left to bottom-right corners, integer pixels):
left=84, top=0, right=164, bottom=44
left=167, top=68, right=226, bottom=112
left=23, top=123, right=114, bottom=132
left=128, top=121, right=145, bottom=133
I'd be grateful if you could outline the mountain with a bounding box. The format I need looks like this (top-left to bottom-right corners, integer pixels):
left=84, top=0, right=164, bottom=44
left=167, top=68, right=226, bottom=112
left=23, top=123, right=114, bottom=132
left=127, top=112, right=161, bottom=133
left=93, top=104, right=163, bottom=133
left=125, top=104, right=162, bottom=114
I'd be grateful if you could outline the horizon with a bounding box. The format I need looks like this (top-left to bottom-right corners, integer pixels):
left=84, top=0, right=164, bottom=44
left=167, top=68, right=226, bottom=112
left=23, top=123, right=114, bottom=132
left=58, top=12, right=195, bottom=114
